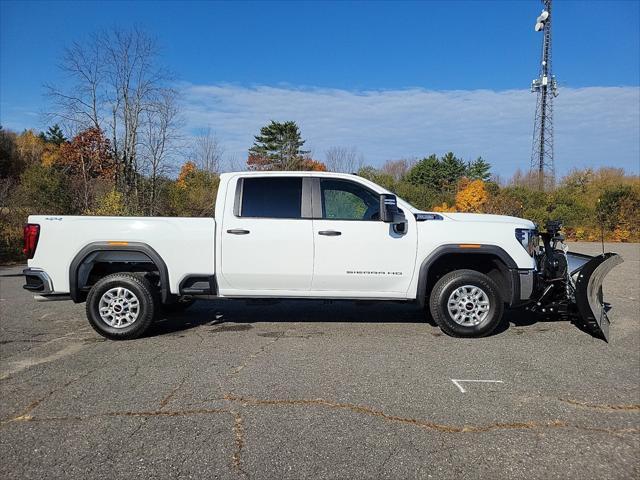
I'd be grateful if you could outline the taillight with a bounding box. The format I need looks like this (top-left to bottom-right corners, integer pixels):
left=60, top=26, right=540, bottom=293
left=23, top=224, right=40, bottom=259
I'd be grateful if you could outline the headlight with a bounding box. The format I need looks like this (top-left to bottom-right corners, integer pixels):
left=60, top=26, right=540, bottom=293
left=515, top=228, right=539, bottom=256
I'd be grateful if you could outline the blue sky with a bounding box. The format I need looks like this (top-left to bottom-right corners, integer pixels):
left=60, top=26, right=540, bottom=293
left=1, top=0, right=639, bottom=176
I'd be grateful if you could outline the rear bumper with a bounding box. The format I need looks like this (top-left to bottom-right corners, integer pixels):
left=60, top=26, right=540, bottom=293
left=23, top=268, right=54, bottom=294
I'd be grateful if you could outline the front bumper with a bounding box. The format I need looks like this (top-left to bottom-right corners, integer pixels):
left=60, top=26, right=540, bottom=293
left=23, top=268, right=54, bottom=294
left=518, top=269, right=535, bottom=301
left=508, top=268, right=535, bottom=307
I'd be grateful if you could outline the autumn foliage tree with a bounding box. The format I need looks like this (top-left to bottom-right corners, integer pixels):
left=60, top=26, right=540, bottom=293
left=168, top=161, right=220, bottom=216
left=59, top=127, right=115, bottom=212
left=14, top=130, right=45, bottom=168
left=176, top=161, right=197, bottom=187
left=455, top=179, right=488, bottom=212
left=298, top=157, right=328, bottom=171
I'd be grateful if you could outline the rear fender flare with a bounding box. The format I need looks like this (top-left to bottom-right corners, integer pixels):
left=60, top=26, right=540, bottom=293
left=69, top=242, right=170, bottom=303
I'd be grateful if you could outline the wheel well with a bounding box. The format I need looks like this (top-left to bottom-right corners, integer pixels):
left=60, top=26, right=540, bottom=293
left=421, top=253, right=512, bottom=306
left=69, top=243, right=169, bottom=303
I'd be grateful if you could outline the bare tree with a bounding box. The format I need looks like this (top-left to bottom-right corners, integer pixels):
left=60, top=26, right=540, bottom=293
left=140, top=88, right=183, bottom=214
left=509, top=168, right=548, bottom=189
left=381, top=158, right=415, bottom=181
left=325, top=146, right=364, bottom=173
left=102, top=28, right=169, bottom=204
left=222, top=152, right=245, bottom=173
left=191, top=128, right=223, bottom=174
left=46, top=27, right=173, bottom=212
left=46, top=36, right=103, bottom=130
left=0, top=178, right=14, bottom=208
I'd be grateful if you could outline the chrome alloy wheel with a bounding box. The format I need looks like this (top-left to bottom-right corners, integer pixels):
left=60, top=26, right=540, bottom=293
left=98, top=287, right=140, bottom=328
left=447, top=285, right=490, bottom=326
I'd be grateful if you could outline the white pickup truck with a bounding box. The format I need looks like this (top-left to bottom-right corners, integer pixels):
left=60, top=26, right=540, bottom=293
left=23, top=171, right=622, bottom=340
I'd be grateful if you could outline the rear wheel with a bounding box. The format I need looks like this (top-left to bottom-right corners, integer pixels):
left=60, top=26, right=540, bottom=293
left=86, top=272, right=158, bottom=340
left=429, top=269, right=504, bottom=338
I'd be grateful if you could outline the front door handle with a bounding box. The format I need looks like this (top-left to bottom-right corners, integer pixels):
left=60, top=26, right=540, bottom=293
left=318, top=230, right=341, bottom=236
left=227, top=229, right=250, bottom=235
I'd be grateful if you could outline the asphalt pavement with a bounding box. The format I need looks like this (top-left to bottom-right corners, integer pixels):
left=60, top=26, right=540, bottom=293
left=0, top=242, right=638, bottom=479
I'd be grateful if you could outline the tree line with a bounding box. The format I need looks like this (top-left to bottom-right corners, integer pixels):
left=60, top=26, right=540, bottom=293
left=2, top=118, right=638, bottom=262
left=1, top=26, right=638, bottom=261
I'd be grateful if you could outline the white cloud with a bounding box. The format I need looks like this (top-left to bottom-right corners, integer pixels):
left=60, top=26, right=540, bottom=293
left=181, top=83, right=640, bottom=175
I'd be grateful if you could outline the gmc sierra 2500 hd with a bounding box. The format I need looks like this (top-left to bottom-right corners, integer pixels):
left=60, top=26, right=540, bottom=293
left=22, top=171, right=622, bottom=340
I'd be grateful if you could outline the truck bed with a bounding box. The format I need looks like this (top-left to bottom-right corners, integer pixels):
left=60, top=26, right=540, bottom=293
left=26, top=216, right=216, bottom=296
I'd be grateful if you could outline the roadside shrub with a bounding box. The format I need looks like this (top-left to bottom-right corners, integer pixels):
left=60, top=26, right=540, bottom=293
left=90, top=189, right=130, bottom=216
left=168, top=162, right=220, bottom=216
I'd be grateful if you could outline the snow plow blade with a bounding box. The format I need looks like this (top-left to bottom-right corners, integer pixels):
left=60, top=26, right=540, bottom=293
left=571, top=252, right=623, bottom=342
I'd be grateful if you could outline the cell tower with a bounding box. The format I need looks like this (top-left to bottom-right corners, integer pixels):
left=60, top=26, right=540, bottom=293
left=530, top=0, right=558, bottom=190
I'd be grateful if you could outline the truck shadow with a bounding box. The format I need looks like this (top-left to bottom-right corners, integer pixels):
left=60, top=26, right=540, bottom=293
left=150, top=298, right=429, bottom=337
left=149, top=299, right=594, bottom=339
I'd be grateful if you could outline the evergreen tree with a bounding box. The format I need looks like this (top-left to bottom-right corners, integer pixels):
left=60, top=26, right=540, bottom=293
left=439, top=152, right=467, bottom=191
left=247, top=121, right=309, bottom=170
left=41, top=124, right=67, bottom=145
left=406, top=154, right=442, bottom=190
left=466, top=156, right=491, bottom=181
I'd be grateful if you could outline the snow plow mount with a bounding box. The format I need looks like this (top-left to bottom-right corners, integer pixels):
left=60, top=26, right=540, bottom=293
left=529, top=221, right=623, bottom=342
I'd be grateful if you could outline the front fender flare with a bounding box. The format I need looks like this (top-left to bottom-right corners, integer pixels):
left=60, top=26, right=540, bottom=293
left=416, top=244, right=519, bottom=308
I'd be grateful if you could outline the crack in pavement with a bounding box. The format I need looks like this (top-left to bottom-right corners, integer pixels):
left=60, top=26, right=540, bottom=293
left=6, top=408, right=230, bottom=423
left=7, top=406, right=245, bottom=476
left=0, top=367, right=99, bottom=425
left=228, top=332, right=285, bottom=376
left=559, top=398, right=640, bottom=411
left=223, top=394, right=568, bottom=434
left=222, top=394, right=640, bottom=438
left=157, top=333, right=204, bottom=410
left=159, top=377, right=187, bottom=410
left=107, top=408, right=230, bottom=418
left=4, top=391, right=639, bottom=479
left=375, top=443, right=399, bottom=477
left=9, top=394, right=638, bottom=439
left=232, top=411, right=248, bottom=478
left=4, top=386, right=640, bottom=438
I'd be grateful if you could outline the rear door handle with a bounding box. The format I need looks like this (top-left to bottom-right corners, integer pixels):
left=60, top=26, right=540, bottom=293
left=227, top=229, right=250, bottom=235
left=318, top=230, right=341, bottom=236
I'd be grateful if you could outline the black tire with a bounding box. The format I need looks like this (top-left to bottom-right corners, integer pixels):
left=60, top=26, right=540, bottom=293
left=429, top=269, right=504, bottom=338
left=86, top=272, right=158, bottom=340
left=161, top=297, right=195, bottom=313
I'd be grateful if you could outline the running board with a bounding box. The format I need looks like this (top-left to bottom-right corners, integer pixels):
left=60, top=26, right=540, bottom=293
left=179, top=275, right=217, bottom=295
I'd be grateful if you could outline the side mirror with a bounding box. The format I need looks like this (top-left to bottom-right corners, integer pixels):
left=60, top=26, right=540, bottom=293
left=379, top=194, right=406, bottom=225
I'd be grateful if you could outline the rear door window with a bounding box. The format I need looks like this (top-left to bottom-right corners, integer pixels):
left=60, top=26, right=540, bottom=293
left=240, top=177, right=302, bottom=219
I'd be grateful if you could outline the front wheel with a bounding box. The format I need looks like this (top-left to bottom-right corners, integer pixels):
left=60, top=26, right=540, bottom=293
left=429, top=269, right=504, bottom=338
left=86, top=272, right=158, bottom=340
